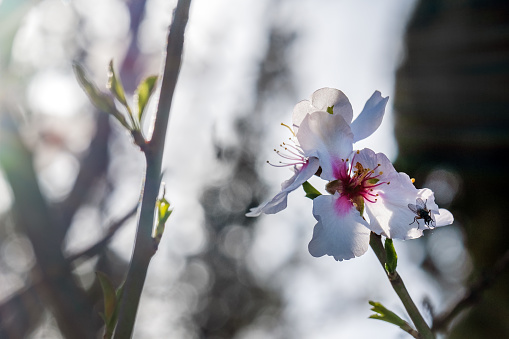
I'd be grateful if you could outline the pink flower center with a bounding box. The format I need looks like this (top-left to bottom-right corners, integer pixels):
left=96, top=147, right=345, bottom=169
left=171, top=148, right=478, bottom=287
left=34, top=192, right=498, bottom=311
left=325, top=152, right=390, bottom=214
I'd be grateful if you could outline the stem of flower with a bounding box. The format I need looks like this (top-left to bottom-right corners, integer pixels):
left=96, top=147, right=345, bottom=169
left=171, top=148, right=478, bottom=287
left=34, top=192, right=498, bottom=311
left=369, top=232, right=435, bottom=339
left=113, top=1, right=191, bottom=338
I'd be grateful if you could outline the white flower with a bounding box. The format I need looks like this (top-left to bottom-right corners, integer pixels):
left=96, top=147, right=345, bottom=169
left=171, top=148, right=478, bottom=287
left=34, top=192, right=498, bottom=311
left=307, top=147, right=454, bottom=261
left=247, top=88, right=454, bottom=262
left=295, top=110, right=453, bottom=261
left=247, top=88, right=379, bottom=217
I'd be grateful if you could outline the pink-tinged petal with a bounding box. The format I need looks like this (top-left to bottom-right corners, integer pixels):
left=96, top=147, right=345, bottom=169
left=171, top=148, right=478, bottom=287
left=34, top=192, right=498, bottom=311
left=356, top=149, right=417, bottom=203
left=354, top=149, right=424, bottom=239
left=297, top=111, right=353, bottom=181
left=246, top=157, right=320, bottom=217
left=308, top=194, right=370, bottom=261
left=435, top=208, right=454, bottom=227
left=311, top=88, right=353, bottom=124
left=281, top=157, right=320, bottom=192
left=351, top=91, right=389, bottom=142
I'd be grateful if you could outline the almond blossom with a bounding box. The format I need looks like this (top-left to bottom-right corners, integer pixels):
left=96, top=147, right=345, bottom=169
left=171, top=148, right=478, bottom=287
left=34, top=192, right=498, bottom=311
left=247, top=88, right=454, bottom=261
left=247, top=88, right=387, bottom=217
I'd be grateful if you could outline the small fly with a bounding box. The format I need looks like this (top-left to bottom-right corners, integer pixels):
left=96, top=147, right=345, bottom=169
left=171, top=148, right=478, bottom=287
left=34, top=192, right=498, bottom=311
left=408, top=198, right=435, bottom=228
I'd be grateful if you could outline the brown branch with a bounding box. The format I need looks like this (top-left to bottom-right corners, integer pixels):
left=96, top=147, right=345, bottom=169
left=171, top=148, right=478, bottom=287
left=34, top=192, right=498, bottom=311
left=432, top=249, right=509, bottom=333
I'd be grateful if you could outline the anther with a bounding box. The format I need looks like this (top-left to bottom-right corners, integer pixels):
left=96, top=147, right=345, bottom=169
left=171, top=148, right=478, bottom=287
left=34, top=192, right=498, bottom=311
left=411, top=178, right=415, bottom=183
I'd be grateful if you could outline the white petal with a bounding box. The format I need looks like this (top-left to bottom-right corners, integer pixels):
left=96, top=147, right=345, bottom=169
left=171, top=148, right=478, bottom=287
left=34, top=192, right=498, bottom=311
left=365, top=194, right=424, bottom=240
left=311, top=88, right=353, bottom=124
left=435, top=208, right=454, bottom=227
left=355, top=149, right=423, bottom=239
left=410, top=190, right=453, bottom=228
left=245, top=157, right=319, bottom=217
left=308, top=194, right=370, bottom=261
left=281, top=157, right=320, bottom=192
left=245, top=191, right=288, bottom=217
left=297, top=111, right=353, bottom=180
left=292, top=100, right=314, bottom=130
left=351, top=91, right=389, bottom=142
left=416, top=189, right=439, bottom=214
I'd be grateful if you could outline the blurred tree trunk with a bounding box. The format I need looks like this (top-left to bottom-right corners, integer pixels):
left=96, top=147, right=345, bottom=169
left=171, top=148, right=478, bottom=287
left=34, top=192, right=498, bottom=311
left=0, top=1, right=149, bottom=337
left=191, top=27, right=296, bottom=338
left=394, top=1, right=509, bottom=337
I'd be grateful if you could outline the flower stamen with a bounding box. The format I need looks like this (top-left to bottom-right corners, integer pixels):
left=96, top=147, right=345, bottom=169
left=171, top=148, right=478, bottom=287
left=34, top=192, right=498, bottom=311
left=327, top=154, right=390, bottom=214
left=281, top=122, right=296, bottom=137
left=268, top=134, right=307, bottom=169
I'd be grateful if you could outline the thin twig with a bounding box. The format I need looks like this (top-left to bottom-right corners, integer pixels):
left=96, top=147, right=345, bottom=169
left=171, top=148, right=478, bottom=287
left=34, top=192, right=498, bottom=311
left=56, top=113, right=111, bottom=241
left=113, top=1, right=192, bottom=338
left=432, top=249, right=509, bottom=333
left=370, top=233, right=435, bottom=339
left=66, top=206, right=137, bottom=263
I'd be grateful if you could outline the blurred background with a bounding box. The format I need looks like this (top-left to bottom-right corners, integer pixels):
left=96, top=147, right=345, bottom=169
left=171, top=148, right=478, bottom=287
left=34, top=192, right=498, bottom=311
left=0, top=0, right=508, bottom=338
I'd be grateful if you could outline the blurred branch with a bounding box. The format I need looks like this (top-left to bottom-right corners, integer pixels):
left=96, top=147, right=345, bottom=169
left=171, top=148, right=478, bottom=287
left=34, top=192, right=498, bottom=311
left=0, top=286, right=43, bottom=339
left=432, top=249, right=509, bottom=333
left=113, top=0, right=192, bottom=337
left=0, top=111, right=98, bottom=339
left=120, top=0, right=148, bottom=92
left=66, top=206, right=137, bottom=263
left=56, top=113, right=111, bottom=242
left=370, top=233, right=435, bottom=339
left=0, top=205, right=136, bottom=338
